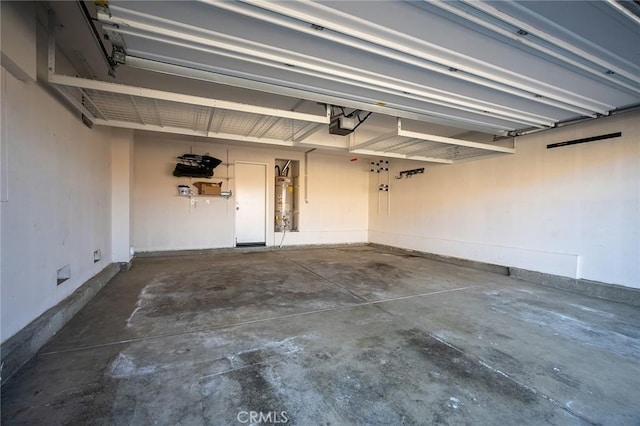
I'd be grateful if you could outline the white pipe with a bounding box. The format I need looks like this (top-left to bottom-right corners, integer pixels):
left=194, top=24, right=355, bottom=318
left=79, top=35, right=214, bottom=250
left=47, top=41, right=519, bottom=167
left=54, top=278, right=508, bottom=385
left=304, top=148, right=316, bottom=203
left=48, top=74, right=329, bottom=123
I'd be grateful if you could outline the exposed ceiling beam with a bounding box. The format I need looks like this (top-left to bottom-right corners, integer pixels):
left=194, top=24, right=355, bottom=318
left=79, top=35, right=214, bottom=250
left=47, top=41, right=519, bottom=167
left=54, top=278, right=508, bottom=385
left=99, top=9, right=554, bottom=128
left=464, top=1, right=640, bottom=89
left=92, top=119, right=297, bottom=146
left=203, top=0, right=610, bottom=118
left=397, top=119, right=515, bottom=154
left=232, top=0, right=614, bottom=115
left=48, top=74, right=330, bottom=124
left=125, top=55, right=516, bottom=135
left=429, top=0, right=640, bottom=95
left=350, top=148, right=453, bottom=164
left=606, top=0, right=640, bottom=26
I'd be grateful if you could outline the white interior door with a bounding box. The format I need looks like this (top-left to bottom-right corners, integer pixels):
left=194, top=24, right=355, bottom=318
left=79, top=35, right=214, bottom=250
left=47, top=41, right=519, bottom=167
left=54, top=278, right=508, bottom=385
left=235, top=162, right=267, bottom=246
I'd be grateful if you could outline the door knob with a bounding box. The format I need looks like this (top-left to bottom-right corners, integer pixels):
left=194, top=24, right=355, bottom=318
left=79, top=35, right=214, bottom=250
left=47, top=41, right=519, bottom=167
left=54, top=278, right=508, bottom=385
left=236, top=206, right=240, bottom=210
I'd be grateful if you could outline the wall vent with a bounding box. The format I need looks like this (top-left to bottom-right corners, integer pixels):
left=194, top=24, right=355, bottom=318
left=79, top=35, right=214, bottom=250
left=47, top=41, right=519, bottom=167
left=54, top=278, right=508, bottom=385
left=57, top=265, right=71, bottom=285
left=547, top=132, right=621, bottom=149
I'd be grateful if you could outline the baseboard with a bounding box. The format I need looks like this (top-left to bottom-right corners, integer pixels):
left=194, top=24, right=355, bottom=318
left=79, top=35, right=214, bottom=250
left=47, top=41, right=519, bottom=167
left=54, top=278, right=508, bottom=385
left=368, top=243, right=510, bottom=275
left=509, top=268, right=640, bottom=307
left=134, top=243, right=369, bottom=258
left=370, top=243, right=639, bottom=307
left=1, top=263, right=120, bottom=386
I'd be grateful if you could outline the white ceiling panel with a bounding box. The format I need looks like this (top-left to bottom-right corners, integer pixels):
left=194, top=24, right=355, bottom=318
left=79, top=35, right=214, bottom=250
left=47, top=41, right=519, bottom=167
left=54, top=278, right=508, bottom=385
left=309, top=1, right=639, bottom=104
left=97, top=5, right=556, bottom=131
left=481, top=1, right=640, bottom=71
left=93, top=0, right=639, bottom=138
left=120, top=40, right=538, bottom=132
left=45, top=0, right=640, bottom=163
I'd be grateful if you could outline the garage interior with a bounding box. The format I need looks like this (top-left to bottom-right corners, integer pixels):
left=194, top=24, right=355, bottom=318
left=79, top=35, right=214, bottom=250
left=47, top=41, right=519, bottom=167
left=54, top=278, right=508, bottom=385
left=1, top=1, right=639, bottom=424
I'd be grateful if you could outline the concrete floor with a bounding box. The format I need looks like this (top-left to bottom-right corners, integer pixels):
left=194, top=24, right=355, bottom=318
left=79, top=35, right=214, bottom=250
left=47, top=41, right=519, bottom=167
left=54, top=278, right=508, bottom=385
left=2, top=245, right=639, bottom=425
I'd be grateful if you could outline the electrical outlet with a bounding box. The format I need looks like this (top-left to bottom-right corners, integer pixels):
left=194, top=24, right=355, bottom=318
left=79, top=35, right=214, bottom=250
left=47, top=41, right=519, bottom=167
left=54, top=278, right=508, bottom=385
left=93, top=249, right=101, bottom=263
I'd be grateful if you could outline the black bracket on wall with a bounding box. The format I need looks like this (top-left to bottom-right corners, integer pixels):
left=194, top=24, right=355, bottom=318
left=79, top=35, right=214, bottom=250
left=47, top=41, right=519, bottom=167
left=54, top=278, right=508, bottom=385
left=395, top=168, right=424, bottom=179
left=547, top=132, right=621, bottom=149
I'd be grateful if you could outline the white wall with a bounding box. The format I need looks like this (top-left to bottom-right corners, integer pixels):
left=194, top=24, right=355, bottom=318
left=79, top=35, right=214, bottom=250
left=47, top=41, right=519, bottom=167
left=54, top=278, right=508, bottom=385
left=0, top=67, right=113, bottom=343
left=370, top=110, right=640, bottom=288
left=132, top=134, right=369, bottom=252
left=0, top=1, right=37, bottom=82
left=278, top=149, right=369, bottom=246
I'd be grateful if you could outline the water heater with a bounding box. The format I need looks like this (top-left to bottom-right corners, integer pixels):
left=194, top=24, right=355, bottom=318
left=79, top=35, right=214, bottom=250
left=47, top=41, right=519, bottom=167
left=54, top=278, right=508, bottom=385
left=275, top=176, right=294, bottom=231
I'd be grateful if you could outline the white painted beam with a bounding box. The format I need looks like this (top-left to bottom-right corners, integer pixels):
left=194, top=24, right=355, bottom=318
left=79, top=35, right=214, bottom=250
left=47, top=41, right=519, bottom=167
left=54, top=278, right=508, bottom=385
left=48, top=74, right=330, bottom=124
left=102, top=12, right=554, bottom=128
left=467, top=0, right=640, bottom=88
left=397, top=118, right=514, bottom=154
left=239, top=0, right=613, bottom=114
left=397, top=128, right=515, bottom=154
left=350, top=148, right=453, bottom=164
left=431, top=1, right=640, bottom=96
left=125, top=56, right=515, bottom=134
left=204, top=0, right=601, bottom=118
left=606, top=0, right=640, bottom=26
left=92, top=119, right=297, bottom=146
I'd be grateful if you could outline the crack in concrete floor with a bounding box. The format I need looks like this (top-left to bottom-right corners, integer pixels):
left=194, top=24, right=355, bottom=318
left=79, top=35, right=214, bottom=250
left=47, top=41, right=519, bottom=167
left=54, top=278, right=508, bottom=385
left=2, top=245, right=639, bottom=425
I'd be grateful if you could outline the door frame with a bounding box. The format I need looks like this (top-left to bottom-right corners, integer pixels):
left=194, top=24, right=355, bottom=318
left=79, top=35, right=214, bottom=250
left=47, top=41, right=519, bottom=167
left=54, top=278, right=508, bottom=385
left=233, top=161, right=268, bottom=247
